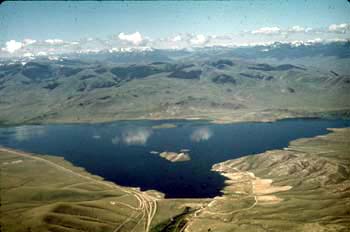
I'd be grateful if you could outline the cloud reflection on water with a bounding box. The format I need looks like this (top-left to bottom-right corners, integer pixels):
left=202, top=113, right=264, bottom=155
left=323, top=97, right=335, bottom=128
left=13, top=125, right=47, bottom=141
left=190, top=127, right=213, bottom=142
left=112, top=127, right=153, bottom=146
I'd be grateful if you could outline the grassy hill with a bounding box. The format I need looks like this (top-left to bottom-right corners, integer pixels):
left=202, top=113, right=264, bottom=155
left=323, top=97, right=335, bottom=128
left=184, top=127, right=350, bottom=231
left=0, top=147, right=205, bottom=232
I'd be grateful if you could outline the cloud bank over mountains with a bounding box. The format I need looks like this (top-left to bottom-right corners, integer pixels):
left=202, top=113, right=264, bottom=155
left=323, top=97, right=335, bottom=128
left=1, top=23, right=349, bottom=58
left=328, top=23, right=350, bottom=34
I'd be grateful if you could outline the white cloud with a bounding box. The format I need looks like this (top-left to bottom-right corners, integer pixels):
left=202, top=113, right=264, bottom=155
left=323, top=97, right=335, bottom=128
left=23, top=52, right=34, bottom=57
left=48, top=56, right=59, bottom=61
left=1, top=40, right=23, bottom=53
left=45, top=39, right=64, bottom=44
left=37, top=51, right=48, bottom=56
left=288, top=25, right=312, bottom=33
left=306, top=38, right=323, bottom=44
left=190, top=127, right=213, bottom=142
left=118, top=32, right=143, bottom=45
left=251, top=27, right=281, bottom=35
left=172, top=35, right=182, bottom=42
left=290, top=40, right=304, bottom=47
left=190, top=34, right=208, bottom=45
left=1, top=22, right=349, bottom=58
left=328, top=23, right=349, bottom=33
left=289, top=26, right=304, bottom=32
left=326, top=38, right=348, bottom=43
left=23, top=38, right=37, bottom=45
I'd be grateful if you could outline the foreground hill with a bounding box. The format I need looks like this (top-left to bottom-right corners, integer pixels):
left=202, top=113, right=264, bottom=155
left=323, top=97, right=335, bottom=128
left=0, top=147, right=207, bottom=232
left=1, top=42, right=350, bottom=125
left=185, top=127, right=350, bottom=231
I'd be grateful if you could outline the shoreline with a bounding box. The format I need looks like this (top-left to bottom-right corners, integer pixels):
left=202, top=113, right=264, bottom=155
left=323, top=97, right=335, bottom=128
left=1, top=127, right=349, bottom=231
left=1, top=110, right=350, bottom=128
left=1, top=125, right=348, bottom=199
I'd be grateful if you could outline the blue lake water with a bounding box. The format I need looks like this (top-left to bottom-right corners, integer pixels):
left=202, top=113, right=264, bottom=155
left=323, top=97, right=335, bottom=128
left=0, top=118, right=349, bottom=198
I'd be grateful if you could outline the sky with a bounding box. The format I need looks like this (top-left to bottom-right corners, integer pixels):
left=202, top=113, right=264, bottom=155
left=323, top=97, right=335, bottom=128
left=1, top=0, right=350, bottom=57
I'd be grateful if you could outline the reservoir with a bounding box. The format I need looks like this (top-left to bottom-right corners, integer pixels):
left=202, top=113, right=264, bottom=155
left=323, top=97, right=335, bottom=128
left=0, top=118, right=349, bottom=198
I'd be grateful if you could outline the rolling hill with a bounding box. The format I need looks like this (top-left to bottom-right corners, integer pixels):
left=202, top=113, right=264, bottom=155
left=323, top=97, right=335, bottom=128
left=0, top=41, right=349, bottom=125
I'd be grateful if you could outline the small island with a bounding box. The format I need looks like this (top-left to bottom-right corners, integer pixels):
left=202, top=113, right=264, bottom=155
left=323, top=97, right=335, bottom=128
left=150, top=150, right=191, bottom=162
left=160, top=151, right=191, bottom=162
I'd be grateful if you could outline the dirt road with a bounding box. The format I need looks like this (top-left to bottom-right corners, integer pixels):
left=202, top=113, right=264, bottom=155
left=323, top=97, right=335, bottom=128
left=0, top=147, right=158, bottom=232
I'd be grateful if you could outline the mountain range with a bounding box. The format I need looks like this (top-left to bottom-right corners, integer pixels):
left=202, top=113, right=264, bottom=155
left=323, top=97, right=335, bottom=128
left=0, top=41, right=349, bottom=125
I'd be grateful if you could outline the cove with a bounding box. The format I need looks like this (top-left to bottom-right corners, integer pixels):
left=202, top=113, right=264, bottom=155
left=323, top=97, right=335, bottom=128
left=0, top=118, right=349, bottom=198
